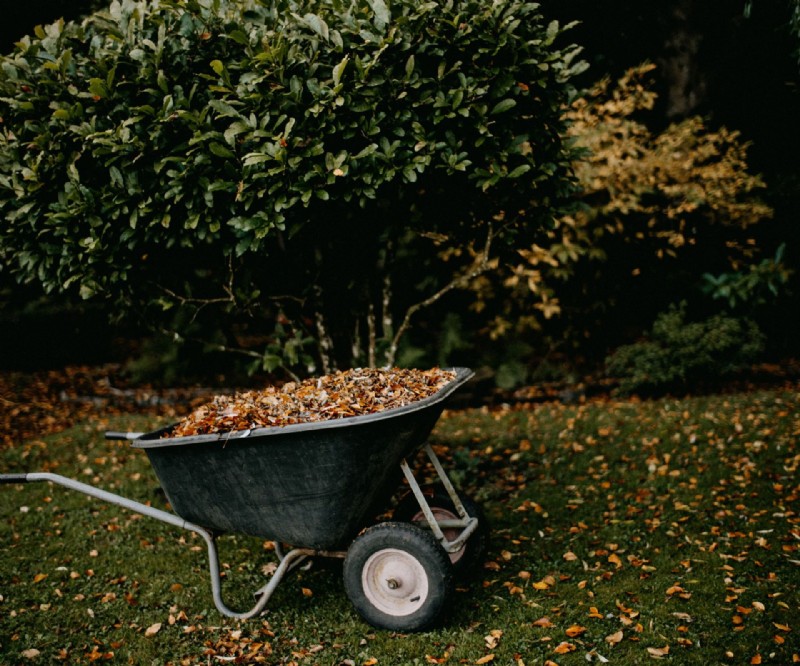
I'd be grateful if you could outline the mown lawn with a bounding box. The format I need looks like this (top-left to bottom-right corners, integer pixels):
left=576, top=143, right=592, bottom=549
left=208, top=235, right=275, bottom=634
left=1, top=387, right=798, bottom=665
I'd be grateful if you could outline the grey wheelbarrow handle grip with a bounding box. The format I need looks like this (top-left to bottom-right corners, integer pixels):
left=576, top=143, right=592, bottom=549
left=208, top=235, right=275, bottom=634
left=104, top=431, right=144, bottom=441
left=0, top=473, right=30, bottom=484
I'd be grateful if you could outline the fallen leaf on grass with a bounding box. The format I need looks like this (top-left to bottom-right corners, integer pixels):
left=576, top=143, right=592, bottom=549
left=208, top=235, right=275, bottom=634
left=646, top=645, right=670, bottom=659
left=484, top=630, right=503, bottom=649
left=21, top=649, right=40, bottom=659
left=145, top=623, right=162, bottom=637
left=85, top=645, right=114, bottom=661
left=565, top=625, right=586, bottom=637
left=605, top=630, right=624, bottom=645
left=553, top=642, right=576, bottom=655
left=476, top=655, right=494, bottom=664
left=665, top=584, right=691, bottom=600
left=533, top=617, right=554, bottom=628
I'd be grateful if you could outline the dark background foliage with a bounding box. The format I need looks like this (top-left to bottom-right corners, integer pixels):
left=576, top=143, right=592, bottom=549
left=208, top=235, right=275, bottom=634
left=544, top=0, right=800, bottom=370
left=2, top=0, right=798, bottom=390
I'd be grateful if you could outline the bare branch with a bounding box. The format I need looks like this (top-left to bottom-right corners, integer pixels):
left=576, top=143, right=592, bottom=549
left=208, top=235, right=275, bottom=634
left=155, top=284, right=234, bottom=308
left=383, top=223, right=496, bottom=367
left=367, top=304, right=377, bottom=368
left=155, top=254, right=238, bottom=309
left=381, top=272, right=393, bottom=339
left=315, top=310, right=335, bottom=375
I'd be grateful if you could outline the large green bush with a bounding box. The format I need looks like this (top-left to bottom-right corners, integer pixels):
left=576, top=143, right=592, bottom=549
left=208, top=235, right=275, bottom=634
left=0, top=0, right=583, bottom=375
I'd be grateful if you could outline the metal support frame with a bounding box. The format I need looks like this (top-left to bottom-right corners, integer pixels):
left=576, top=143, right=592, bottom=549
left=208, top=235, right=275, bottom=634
left=1, top=442, right=477, bottom=619
left=399, top=444, right=479, bottom=554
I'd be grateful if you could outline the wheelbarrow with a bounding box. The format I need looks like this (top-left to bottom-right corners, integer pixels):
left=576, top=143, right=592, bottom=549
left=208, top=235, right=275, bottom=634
left=0, top=367, right=486, bottom=631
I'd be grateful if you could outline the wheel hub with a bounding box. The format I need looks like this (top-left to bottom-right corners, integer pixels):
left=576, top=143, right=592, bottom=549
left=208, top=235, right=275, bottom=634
left=362, top=548, right=429, bottom=617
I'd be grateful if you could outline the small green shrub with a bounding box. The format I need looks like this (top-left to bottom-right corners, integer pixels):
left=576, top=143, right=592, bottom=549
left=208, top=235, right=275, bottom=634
left=605, top=303, right=765, bottom=394
left=701, top=243, right=793, bottom=309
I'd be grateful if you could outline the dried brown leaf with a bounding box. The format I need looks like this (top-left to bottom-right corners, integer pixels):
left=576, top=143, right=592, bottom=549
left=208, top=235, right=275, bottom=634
left=565, top=625, right=587, bottom=638
left=144, top=623, right=162, bottom=637
left=646, top=645, right=670, bottom=659
left=168, top=368, right=456, bottom=437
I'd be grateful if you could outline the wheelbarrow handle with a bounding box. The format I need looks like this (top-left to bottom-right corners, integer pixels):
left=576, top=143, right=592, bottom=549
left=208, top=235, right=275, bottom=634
left=104, top=431, right=144, bottom=441
left=0, top=470, right=309, bottom=620
left=0, top=473, right=30, bottom=484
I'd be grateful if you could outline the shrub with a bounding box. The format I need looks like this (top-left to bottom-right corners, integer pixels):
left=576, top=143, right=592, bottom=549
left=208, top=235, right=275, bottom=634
left=477, top=64, right=775, bottom=350
left=701, top=243, right=793, bottom=309
left=0, top=0, right=583, bottom=375
left=435, top=63, right=778, bottom=390
left=605, top=303, right=765, bottom=394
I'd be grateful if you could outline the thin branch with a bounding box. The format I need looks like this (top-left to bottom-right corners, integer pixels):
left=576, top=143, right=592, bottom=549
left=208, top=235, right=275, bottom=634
left=381, top=272, right=393, bottom=339
left=314, top=309, right=335, bottom=375
left=155, top=327, right=259, bottom=359
left=155, top=284, right=234, bottom=307
left=153, top=255, right=239, bottom=328
left=367, top=304, right=377, bottom=368
left=384, top=222, right=496, bottom=367
left=156, top=326, right=305, bottom=382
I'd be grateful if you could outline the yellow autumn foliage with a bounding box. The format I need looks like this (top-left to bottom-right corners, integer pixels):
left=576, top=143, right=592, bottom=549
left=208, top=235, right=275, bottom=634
left=495, top=63, right=774, bottom=336
left=566, top=63, right=772, bottom=243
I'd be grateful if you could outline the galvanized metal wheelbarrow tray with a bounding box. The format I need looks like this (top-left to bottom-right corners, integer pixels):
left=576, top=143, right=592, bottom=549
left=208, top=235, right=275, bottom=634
left=1, top=368, right=480, bottom=629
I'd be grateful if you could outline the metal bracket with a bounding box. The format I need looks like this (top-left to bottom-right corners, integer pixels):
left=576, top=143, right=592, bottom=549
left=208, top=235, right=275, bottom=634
left=399, top=444, right=478, bottom=554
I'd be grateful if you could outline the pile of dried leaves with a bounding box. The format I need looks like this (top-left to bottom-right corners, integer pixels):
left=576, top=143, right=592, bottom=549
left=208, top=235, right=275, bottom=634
left=167, top=367, right=456, bottom=437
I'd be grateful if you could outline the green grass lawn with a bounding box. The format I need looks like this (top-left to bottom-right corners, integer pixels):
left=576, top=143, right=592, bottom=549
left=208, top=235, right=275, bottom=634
left=1, top=387, right=798, bottom=665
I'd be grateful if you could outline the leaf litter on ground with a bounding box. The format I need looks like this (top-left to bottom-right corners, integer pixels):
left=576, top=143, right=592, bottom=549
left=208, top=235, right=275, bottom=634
left=2, top=365, right=799, bottom=665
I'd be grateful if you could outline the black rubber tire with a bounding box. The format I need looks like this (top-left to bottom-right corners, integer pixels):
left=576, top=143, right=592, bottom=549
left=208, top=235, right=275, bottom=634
left=343, top=522, right=452, bottom=632
left=392, top=485, right=489, bottom=574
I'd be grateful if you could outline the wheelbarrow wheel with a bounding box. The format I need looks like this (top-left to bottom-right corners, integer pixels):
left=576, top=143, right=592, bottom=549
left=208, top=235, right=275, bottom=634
left=343, top=521, right=452, bottom=632
left=393, top=485, right=488, bottom=573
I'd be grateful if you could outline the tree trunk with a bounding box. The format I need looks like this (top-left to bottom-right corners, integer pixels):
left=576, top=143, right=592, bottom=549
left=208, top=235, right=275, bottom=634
left=657, top=0, right=708, bottom=119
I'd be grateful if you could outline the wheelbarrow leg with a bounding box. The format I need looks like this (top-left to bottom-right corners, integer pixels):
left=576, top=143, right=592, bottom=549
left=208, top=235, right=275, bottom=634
left=398, top=444, right=479, bottom=553
left=0, top=473, right=313, bottom=621
left=196, top=528, right=314, bottom=620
